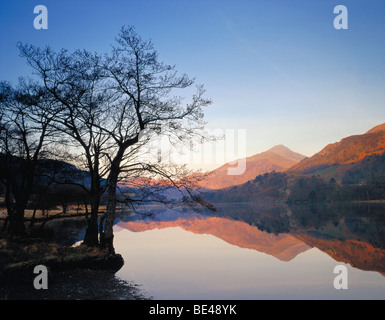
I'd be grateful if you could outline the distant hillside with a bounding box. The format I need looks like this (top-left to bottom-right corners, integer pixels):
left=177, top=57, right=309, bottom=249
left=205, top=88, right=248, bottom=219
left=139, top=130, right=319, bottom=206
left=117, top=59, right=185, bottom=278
left=365, top=123, right=385, bottom=135
left=206, top=168, right=385, bottom=204
left=300, top=152, right=385, bottom=185
left=206, top=123, right=385, bottom=203
left=198, top=145, right=305, bottom=189
left=289, top=124, right=385, bottom=174
left=0, top=155, right=88, bottom=188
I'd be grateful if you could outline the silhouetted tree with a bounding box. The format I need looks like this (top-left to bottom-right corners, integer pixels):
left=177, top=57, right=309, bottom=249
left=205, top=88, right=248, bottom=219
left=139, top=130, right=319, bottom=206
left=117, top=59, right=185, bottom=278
left=17, top=45, right=116, bottom=246
left=0, top=80, right=56, bottom=236
left=98, top=26, right=212, bottom=253
left=18, top=25, right=213, bottom=253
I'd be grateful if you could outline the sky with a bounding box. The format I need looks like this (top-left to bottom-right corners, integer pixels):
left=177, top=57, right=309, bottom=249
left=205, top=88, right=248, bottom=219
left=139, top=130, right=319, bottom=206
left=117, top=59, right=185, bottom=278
left=1, top=0, right=385, bottom=170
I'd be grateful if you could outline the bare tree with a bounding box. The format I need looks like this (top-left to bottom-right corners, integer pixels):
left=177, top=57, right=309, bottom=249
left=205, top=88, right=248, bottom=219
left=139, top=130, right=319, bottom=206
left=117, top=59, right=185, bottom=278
left=0, top=80, right=56, bottom=236
left=17, top=45, right=116, bottom=246
left=17, top=26, right=213, bottom=253
left=97, top=26, right=212, bottom=253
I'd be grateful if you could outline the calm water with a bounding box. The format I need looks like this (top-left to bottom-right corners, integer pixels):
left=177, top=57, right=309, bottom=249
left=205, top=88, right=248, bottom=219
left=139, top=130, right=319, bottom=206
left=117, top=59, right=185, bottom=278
left=53, top=202, right=385, bottom=299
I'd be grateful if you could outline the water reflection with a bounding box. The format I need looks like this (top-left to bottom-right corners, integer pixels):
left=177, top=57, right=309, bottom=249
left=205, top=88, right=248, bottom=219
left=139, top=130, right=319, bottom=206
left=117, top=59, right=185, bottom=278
left=48, top=202, right=385, bottom=299
left=116, top=216, right=311, bottom=261
left=212, top=202, right=385, bottom=275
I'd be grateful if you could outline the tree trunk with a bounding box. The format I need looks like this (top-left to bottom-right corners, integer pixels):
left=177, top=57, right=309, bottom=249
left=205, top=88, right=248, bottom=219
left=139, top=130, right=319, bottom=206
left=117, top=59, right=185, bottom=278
left=100, top=177, right=117, bottom=254
left=83, top=196, right=100, bottom=247
left=100, top=148, right=124, bottom=254
left=9, top=206, right=26, bottom=237
left=3, top=180, right=13, bottom=233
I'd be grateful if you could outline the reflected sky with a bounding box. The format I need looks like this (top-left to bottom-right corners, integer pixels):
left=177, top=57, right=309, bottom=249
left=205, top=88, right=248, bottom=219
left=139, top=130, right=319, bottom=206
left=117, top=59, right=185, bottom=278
left=113, top=212, right=385, bottom=299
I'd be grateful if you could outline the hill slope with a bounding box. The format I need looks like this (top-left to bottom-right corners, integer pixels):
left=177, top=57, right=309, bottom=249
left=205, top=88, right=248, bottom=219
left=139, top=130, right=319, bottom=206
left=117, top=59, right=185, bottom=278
left=289, top=124, right=385, bottom=174
left=199, top=145, right=305, bottom=189
left=206, top=123, right=385, bottom=203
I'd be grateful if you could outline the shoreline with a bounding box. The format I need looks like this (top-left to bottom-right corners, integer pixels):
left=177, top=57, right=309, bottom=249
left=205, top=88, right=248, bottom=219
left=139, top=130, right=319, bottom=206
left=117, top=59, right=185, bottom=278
left=0, top=232, right=148, bottom=300
left=1, top=268, right=148, bottom=300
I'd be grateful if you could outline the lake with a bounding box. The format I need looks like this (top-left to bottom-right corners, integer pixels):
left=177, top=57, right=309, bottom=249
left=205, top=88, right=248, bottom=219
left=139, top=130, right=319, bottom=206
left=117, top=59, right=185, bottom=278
left=53, top=202, right=385, bottom=299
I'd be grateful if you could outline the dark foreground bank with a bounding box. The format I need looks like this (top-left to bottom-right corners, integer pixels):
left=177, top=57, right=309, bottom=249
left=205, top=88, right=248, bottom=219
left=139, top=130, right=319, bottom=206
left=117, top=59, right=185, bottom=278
left=0, top=233, right=149, bottom=300
left=1, top=268, right=147, bottom=300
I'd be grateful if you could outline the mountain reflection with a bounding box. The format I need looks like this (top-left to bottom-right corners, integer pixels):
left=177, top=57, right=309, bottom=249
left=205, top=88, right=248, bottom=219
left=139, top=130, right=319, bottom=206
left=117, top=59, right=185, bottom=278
left=49, top=202, right=385, bottom=275
left=212, top=202, right=385, bottom=275
left=116, top=217, right=311, bottom=262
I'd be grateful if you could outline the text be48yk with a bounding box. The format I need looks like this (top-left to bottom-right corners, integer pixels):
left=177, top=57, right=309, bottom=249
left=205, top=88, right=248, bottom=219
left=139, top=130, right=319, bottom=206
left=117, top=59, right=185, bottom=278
left=194, top=305, right=236, bottom=315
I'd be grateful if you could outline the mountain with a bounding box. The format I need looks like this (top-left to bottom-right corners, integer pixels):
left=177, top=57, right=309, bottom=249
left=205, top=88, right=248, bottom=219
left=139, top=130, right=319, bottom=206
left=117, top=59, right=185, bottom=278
left=116, top=216, right=311, bottom=261
left=365, top=123, right=385, bottom=135
left=206, top=123, right=385, bottom=203
left=289, top=124, right=385, bottom=174
left=198, top=145, right=306, bottom=189
left=267, top=145, right=306, bottom=162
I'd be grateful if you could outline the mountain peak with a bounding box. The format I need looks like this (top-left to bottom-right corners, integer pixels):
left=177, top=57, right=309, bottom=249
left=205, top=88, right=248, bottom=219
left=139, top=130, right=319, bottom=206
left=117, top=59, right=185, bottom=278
left=198, top=145, right=306, bottom=189
left=267, top=144, right=289, bottom=152
left=266, top=145, right=306, bottom=162
left=365, top=123, right=385, bottom=135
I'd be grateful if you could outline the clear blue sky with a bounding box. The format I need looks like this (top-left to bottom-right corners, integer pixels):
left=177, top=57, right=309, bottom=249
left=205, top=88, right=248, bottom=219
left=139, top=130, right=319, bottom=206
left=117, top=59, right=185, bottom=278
left=1, top=0, right=385, bottom=167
